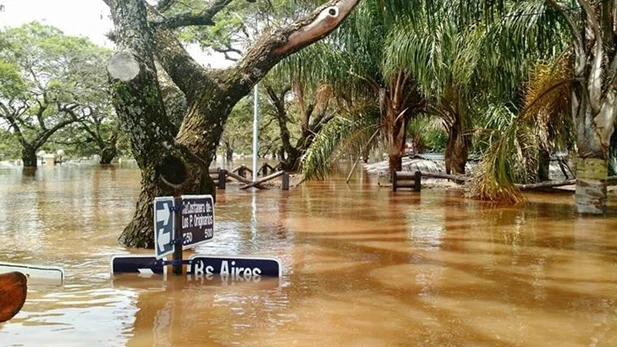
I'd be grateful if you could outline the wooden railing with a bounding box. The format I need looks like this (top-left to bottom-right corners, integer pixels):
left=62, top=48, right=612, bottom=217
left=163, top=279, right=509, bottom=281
left=209, top=166, right=290, bottom=190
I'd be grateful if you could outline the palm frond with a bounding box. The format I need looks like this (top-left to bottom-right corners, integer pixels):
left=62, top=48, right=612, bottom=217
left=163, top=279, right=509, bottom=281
left=300, top=114, right=379, bottom=180
left=467, top=106, right=538, bottom=204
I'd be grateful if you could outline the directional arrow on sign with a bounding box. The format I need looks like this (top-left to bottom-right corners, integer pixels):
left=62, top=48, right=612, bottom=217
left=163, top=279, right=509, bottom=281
left=156, top=202, right=170, bottom=226
left=154, top=197, right=175, bottom=259
left=157, top=226, right=171, bottom=253
left=157, top=202, right=171, bottom=253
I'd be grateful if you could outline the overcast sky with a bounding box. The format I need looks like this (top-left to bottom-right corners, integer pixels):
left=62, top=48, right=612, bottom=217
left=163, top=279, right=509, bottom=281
left=0, top=0, right=232, bottom=68
left=0, top=0, right=114, bottom=46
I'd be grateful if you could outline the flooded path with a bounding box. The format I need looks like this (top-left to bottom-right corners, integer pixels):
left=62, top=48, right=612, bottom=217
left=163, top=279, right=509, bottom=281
left=1, top=163, right=617, bottom=346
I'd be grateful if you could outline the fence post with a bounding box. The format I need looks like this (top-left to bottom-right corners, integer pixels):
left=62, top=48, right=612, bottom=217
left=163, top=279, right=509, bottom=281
left=218, top=169, right=226, bottom=190
left=414, top=171, right=422, bottom=192
left=282, top=172, right=290, bottom=190
left=172, top=197, right=183, bottom=276
left=392, top=171, right=397, bottom=192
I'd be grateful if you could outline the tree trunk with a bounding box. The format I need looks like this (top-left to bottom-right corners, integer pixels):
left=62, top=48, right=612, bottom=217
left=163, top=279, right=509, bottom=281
left=444, top=118, right=470, bottom=175
left=575, top=157, right=608, bottom=214
left=610, top=130, right=617, bottom=176
left=21, top=146, right=37, bottom=168
left=573, top=97, right=612, bottom=214
left=538, top=148, right=551, bottom=182
left=100, top=145, right=117, bottom=165
left=279, top=148, right=302, bottom=171
left=224, top=141, right=233, bottom=162
left=383, top=93, right=407, bottom=175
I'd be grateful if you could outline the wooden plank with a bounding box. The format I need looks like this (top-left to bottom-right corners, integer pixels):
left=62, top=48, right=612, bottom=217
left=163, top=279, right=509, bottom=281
left=517, top=176, right=617, bottom=190
left=516, top=179, right=576, bottom=190
left=226, top=171, right=267, bottom=189
left=395, top=171, right=469, bottom=182
left=240, top=171, right=285, bottom=190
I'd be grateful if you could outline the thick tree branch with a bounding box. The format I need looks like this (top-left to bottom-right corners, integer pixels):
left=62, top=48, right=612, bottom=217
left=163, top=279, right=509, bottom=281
left=229, top=0, right=360, bottom=88
left=32, top=116, right=80, bottom=150
left=152, top=0, right=233, bottom=29
left=147, top=7, right=213, bottom=99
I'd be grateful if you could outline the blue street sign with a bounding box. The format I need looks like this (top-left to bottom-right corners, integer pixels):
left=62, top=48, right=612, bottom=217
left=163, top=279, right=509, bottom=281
left=180, top=195, right=214, bottom=250
left=110, top=255, right=165, bottom=275
left=154, top=197, right=175, bottom=259
left=188, top=255, right=281, bottom=278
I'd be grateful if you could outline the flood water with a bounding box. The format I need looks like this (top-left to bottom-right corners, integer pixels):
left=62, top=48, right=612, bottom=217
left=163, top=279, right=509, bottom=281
left=1, top=162, right=617, bottom=346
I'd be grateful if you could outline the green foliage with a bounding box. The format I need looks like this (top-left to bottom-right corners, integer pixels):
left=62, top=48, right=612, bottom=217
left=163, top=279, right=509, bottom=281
left=468, top=107, right=537, bottom=204
left=0, top=128, right=20, bottom=160
left=408, top=117, right=447, bottom=153
left=0, top=22, right=114, bottom=163
left=301, top=113, right=379, bottom=180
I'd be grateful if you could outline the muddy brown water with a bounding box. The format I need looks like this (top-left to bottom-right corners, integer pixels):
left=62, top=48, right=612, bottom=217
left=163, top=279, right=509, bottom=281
left=0, top=162, right=617, bottom=346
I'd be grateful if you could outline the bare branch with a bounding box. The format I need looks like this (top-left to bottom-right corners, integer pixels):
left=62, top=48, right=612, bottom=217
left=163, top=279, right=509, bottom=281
left=212, top=45, right=243, bottom=62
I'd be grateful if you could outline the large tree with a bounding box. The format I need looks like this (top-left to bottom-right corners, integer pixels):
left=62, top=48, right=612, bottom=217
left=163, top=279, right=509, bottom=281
left=105, top=0, right=360, bottom=247
left=0, top=22, right=111, bottom=168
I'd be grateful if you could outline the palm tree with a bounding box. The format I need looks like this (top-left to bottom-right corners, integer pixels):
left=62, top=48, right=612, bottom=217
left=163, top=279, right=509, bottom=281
left=284, top=1, right=427, bottom=176
left=465, top=0, right=616, bottom=214
left=383, top=17, right=484, bottom=174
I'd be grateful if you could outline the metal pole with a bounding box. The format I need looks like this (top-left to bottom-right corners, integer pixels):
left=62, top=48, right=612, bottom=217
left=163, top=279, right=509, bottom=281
left=252, top=84, right=259, bottom=182
left=172, top=197, right=183, bottom=275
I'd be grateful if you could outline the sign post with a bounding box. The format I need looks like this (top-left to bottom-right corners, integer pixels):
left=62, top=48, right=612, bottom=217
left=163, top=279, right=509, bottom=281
left=172, top=197, right=183, bottom=275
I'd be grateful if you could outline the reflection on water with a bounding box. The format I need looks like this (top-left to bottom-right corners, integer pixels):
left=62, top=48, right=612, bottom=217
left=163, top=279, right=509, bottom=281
left=1, top=162, right=617, bottom=346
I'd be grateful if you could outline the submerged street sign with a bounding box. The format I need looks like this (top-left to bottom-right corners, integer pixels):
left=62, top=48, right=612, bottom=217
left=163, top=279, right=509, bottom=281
left=188, top=255, right=281, bottom=279
left=154, top=197, right=174, bottom=259
left=110, top=255, right=165, bottom=276
left=180, top=195, right=214, bottom=250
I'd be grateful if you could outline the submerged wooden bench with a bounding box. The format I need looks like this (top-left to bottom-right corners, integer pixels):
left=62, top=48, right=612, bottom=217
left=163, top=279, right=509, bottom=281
left=392, top=171, right=470, bottom=192
left=0, top=272, right=27, bottom=323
